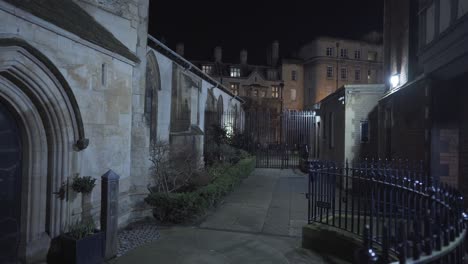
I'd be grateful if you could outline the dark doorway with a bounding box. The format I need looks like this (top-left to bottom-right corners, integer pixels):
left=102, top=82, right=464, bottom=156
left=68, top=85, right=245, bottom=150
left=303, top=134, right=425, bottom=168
left=0, top=101, right=22, bottom=263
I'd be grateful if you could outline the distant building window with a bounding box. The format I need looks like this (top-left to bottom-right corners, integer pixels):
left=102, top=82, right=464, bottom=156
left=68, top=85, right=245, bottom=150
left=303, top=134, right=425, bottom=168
left=202, top=65, right=212, bottom=74
left=367, top=69, right=372, bottom=80
left=360, top=120, right=369, bottom=143
left=355, top=69, right=361, bottom=81
left=340, top=48, right=348, bottom=58
left=253, top=89, right=258, bottom=97
left=230, top=83, right=239, bottom=96
left=291, top=70, right=297, bottom=81
left=326, top=66, right=333, bottom=78
left=267, top=70, right=278, bottom=80
left=367, top=51, right=377, bottom=61
left=261, top=91, right=266, bottom=97
left=354, top=50, right=361, bottom=59
left=230, top=67, right=241, bottom=77
left=291, top=88, right=297, bottom=101
left=340, top=67, right=347, bottom=80
left=271, top=86, right=280, bottom=98
left=326, top=47, right=333, bottom=57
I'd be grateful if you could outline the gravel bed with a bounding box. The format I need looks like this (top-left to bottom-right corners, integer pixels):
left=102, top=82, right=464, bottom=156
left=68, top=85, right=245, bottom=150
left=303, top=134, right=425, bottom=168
left=117, top=221, right=160, bottom=257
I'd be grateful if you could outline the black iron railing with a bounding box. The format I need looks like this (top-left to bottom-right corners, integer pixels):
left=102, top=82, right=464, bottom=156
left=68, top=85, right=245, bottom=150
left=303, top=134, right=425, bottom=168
left=307, top=159, right=467, bottom=263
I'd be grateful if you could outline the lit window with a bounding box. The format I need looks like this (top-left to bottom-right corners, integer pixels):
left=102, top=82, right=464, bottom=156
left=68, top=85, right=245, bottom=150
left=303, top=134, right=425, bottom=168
left=230, top=83, right=239, bottom=96
left=326, top=66, right=333, bottom=78
left=367, top=69, right=372, bottom=80
left=355, top=69, right=361, bottom=81
left=340, top=48, right=348, bottom=58
left=368, top=51, right=377, bottom=61
left=291, top=70, right=297, bottom=81
left=360, top=120, right=369, bottom=143
left=354, top=50, right=361, bottom=59
left=202, top=65, right=212, bottom=74
left=230, top=67, right=240, bottom=77
left=340, top=67, right=347, bottom=80
left=271, top=86, right=280, bottom=98
left=261, top=91, right=266, bottom=97
left=291, top=89, right=297, bottom=101
left=326, top=47, right=333, bottom=57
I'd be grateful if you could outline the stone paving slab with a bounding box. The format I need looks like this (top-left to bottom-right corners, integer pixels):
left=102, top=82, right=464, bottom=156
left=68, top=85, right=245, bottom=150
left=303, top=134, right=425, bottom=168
left=110, top=168, right=330, bottom=264
left=110, top=227, right=328, bottom=264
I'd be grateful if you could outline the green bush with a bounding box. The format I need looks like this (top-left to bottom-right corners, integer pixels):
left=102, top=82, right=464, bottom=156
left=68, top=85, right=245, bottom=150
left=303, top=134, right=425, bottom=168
left=145, top=157, right=255, bottom=223
left=71, top=176, right=96, bottom=194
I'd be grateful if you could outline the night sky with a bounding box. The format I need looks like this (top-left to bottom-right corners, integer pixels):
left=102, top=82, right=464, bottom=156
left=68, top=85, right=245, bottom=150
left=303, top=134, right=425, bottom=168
left=149, top=0, right=384, bottom=65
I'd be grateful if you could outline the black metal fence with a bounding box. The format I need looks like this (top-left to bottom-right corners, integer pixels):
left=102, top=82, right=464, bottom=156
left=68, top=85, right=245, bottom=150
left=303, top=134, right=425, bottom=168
left=204, top=110, right=314, bottom=168
left=307, top=159, right=467, bottom=263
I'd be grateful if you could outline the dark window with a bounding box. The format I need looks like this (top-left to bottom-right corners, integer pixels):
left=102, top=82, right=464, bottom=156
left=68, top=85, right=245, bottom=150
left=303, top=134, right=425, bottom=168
left=360, top=120, right=369, bottom=143
left=292, top=70, right=297, bottom=81
left=326, top=66, right=333, bottom=78
left=340, top=48, right=348, bottom=58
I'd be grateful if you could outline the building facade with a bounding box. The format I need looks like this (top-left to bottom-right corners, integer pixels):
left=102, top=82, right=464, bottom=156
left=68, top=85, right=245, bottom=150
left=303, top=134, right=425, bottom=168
left=380, top=0, right=468, bottom=200
left=0, top=1, right=242, bottom=262
left=312, top=84, right=385, bottom=164
left=298, top=37, right=384, bottom=109
left=190, top=41, right=304, bottom=112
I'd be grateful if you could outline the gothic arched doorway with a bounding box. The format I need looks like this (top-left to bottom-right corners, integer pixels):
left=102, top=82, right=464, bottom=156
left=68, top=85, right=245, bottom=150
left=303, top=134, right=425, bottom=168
left=0, top=101, right=22, bottom=263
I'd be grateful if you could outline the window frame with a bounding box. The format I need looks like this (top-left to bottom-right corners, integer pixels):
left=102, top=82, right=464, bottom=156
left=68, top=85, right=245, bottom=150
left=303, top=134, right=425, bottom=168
left=202, top=65, right=212, bottom=74
left=326, top=47, right=333, bottom=57
left=355, top=69, right=361, bottom=81
left=340, top=67, right=348, bottom=80
left=230, top=83, right=239, bottom=96
left=230, top=67, right=241, bottom=77
left=354, top=49, right=361, bottom=60
left=291, top=70, right=297, bottom=81
left=340, top=48, right=348, bottom=58
left=326, top=65, right=334, bottom=79
left=360, top=120, right=370, bottom=143
left=271, top=85, right=280, bottom=98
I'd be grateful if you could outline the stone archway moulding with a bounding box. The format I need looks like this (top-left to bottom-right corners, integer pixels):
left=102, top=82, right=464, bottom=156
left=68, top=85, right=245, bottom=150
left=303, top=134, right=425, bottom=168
left=0, top=38, right=87, bottom=262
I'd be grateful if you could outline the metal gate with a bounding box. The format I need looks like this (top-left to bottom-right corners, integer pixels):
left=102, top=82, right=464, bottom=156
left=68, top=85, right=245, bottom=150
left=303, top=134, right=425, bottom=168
left=208, top=109, right=315, bottom=169
left=251, top=110, right=314, bottom=168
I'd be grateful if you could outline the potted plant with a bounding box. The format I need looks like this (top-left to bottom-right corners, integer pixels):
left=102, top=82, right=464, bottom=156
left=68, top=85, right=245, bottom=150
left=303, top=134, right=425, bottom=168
left=60, top=176, right=103, bottom=264
left=61, top=220, right=103, bottom=264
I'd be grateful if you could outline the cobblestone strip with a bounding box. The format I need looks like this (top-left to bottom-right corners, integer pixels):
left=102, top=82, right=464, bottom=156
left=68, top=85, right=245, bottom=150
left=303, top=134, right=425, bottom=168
left=117, top=222, right=160, bottom=257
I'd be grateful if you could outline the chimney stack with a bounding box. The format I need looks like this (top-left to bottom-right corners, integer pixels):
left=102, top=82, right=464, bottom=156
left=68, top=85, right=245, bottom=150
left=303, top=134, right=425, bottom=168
left=176, top=43, right=184, bottom=56
left=214, top=46, right=222, bottom=63
left=240, top=49, right=248, bottom=65
left=271, top=40, right=279, bottom=66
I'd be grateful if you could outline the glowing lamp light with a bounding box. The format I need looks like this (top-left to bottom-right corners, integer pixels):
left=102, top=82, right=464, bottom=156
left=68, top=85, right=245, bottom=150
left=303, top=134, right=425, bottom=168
left=390, top=74, right=400, bottom=88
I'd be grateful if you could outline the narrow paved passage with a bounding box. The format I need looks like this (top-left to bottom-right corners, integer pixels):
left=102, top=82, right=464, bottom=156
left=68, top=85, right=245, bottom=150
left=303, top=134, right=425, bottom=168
left=111, top=169, right=333, bottom=264
left=200, top=168, right=308, bottom=237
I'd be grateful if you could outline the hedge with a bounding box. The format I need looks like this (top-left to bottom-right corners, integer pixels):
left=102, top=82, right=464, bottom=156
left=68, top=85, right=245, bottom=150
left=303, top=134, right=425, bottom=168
left=145, top=157, right=255, bottom=223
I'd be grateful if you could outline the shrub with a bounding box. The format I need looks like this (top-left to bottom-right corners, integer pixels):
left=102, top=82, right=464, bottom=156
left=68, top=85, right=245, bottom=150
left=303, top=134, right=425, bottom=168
left=66, top=220, right=96, bottom=240
left=71, top=176, right=96, bottom=194
left=148, top=139, right=199, bottom=194
left=145, top=157, right=255, bottom=223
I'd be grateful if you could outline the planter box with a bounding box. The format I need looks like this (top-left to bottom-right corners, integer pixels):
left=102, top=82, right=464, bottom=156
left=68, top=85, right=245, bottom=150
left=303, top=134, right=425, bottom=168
left=61, top=231, right=104, bottom=264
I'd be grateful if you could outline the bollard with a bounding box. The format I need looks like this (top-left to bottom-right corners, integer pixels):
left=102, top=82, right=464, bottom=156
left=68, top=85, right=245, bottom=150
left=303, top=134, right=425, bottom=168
left=100, top=170, right=120, bottom=259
